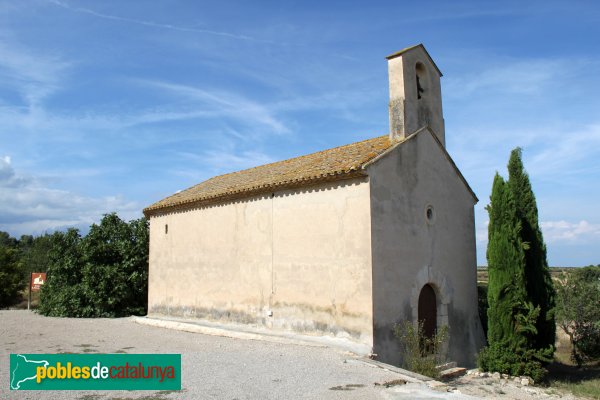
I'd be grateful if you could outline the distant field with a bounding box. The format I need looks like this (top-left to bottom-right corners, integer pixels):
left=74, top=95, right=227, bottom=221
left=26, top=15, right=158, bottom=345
left=476, top=267, right=579, bottom=284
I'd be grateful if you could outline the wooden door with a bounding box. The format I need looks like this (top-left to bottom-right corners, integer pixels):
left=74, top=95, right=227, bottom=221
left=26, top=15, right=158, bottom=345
left=418, top=284, right=437, bottom=339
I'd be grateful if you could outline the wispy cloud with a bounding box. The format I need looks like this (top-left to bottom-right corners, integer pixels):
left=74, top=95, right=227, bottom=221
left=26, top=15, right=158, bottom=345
left=453, top=122, right=600, bottom=183
left=47, top=0, right=268, bottom=43
left=173, top=133, right=275, bottom=176
left=476, top=220, right=488, bottom=243
left=137, top=80, right=290, bottom=134
left=541, top=220, right=600, bottom=243
left=0, top=36, right=71, bottom=109
left=446, top=55, right=600, bottom=194
left=475, top=218, right=600, bottom=267
left=0, top=156, right=28, bottom=187
left=445, top=58, right=568, bottom=99
left=528, top=124, right=600, bottom=177
left=0, top=155, right=140, bottom=236
left=165, top=148, right=275, bottom=183
left=201, top=149, right=274, bottom=172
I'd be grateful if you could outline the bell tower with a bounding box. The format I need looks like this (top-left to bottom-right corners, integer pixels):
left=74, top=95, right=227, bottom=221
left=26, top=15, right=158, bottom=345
left=387, top=44, right=445, bottom=146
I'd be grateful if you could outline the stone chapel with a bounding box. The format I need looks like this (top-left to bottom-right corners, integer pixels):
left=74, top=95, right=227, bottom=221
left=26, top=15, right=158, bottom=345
left=143, top=44, right=485, bottom=366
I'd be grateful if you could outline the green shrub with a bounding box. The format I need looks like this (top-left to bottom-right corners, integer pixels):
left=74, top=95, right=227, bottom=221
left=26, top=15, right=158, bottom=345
left=477, top=342, right=551, bottom=382
left=393, top=320, right=448, bottom=379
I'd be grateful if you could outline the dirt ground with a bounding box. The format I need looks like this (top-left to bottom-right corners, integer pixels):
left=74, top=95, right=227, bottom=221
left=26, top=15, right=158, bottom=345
left=444, top=371, right=577, bottom=399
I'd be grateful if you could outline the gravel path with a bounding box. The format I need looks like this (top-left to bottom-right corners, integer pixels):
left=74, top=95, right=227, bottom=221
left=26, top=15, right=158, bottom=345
left=1, top=310, right=442, bottom=400
left=2, top=311, right=579, bottom=400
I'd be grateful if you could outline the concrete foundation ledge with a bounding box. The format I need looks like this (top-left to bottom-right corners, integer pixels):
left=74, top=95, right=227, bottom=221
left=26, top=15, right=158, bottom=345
left=131, top=315, right=373, bottom=356
left=344, top=359, right=431, bottom=384
left=131, top=315, right=438, bottom=387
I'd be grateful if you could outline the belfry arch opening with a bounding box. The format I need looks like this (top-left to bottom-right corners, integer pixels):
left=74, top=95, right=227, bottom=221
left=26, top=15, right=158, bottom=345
left=418, top=283, right=437, bottom=339
left=415, top=62, right=427, bottom=100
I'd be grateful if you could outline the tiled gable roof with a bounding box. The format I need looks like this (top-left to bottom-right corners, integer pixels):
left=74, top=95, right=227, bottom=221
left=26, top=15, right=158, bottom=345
left=144, top=135, right=393, bottom=216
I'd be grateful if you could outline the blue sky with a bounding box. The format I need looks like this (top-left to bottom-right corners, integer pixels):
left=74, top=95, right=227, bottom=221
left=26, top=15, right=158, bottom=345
left=1, top=0, right=599, bottom=266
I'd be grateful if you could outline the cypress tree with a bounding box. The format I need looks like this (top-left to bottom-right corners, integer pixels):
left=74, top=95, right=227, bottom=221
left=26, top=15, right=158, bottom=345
left=478, top=153, right=554, bottom=380
left=480, top=172, right=551, bottom=381
left=486, top=173, right=528, bottom=346
left=507, top=148, right=556, bottom=351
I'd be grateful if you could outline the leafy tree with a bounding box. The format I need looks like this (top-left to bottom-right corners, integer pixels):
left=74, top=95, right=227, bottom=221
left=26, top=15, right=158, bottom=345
left=80, top=214, right=149, bottom=317
left=0, top=231, right=18, bottom=248
left=0, top=236, right=25, bottom=308
left=555, top=266, right=600, bottom=366
left=508, top=148, right=556, bottom=351
left=0, top=231, right=54, bottom=308
left=38, top=214, right=149, bottom=318
left=38, top=229, right=87, bottom=316
left=18, top=234, right=53, bottom=276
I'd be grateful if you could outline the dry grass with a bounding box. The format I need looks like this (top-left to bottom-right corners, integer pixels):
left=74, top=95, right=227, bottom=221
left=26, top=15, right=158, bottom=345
left=547, top=329, right=600, bottom=399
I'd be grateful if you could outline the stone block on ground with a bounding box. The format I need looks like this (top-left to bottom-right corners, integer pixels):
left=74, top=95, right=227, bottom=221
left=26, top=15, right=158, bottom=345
left=439, top=367, right=467, bottom=380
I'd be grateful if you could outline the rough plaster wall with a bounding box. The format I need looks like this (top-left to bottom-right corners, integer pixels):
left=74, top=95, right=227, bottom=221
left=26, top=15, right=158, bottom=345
left=388, top=47, right=445, bottom=145
left=368, top=129, right=485, bottom=367
left=148, top=178, right=374, bottom=346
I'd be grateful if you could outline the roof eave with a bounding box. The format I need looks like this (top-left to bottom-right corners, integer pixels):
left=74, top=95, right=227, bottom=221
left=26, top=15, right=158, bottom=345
left=143, top=170, right=368, bottom=217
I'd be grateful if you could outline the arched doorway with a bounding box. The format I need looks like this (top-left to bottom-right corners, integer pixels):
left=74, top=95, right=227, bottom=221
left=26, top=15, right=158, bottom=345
left=418, top=284, right=437, bottom=339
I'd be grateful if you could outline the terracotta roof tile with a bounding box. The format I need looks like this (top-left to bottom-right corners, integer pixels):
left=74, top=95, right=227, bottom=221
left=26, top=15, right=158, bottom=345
left=144, top=135, right=393, bottom=215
